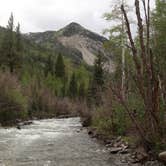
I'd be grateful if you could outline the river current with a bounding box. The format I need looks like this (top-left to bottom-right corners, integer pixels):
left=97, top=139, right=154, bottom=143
left=0, top=118, right=113, bottom=166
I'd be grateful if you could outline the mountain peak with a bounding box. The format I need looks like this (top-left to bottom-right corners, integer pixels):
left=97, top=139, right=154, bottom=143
left=58, top=22, right=107, bottom=43
left=59, top=22, right=84, bottom=37
left=67, top=22, right=82, bottom=28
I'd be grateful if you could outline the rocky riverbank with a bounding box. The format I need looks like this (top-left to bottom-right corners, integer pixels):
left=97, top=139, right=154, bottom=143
left=87, top=127, right=165, bottom=166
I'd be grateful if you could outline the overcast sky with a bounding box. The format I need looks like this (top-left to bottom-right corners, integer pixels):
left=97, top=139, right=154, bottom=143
left=0, top=0, right=155, bottom=36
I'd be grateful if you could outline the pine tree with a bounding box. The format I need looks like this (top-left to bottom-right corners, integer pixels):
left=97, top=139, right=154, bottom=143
left=0, top=13, right=14, bottom=72
left=68, top=73, right=77, bottom=98
left=61, top=76, right=68, bottom=97
left=89, top=52, right=105, bottom=105
left=45, top=54, right=53, bottom=77
left=55, top=54, right=65, bottom=78
left=6, top=13, right=14, bottom=73
left=15, top=23, right=22, bottom=71
left=0, top=13, right=22, bottom=73
left=78, top=82, right=86, bottom=100
left=93, top=53, right=105, bottom=88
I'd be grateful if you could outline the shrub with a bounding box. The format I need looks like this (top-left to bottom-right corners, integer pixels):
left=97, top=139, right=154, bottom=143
left=0, top=71, right=27, bottom=125
left=77, top=101, right=92, bottom=126
left=25, top=80, right=76, bottom=118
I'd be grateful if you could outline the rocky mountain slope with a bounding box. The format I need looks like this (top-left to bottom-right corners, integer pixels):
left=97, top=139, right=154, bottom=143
left=25, top=22, right=114, bottom=71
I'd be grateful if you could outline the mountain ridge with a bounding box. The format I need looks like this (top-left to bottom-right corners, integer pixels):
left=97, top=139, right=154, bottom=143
left=25, top=22, right=113, bottom=69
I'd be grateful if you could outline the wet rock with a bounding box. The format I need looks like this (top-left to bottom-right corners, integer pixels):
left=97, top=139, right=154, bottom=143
left=159, top=151, right=166, bottom=163
left=104, top=139, right=112, bottom=145
left=88, top=130, right=93, bottom=135
left=110, top=147, right=122, bottom=154
left=106, top=143, right=112, bottom=148
left=82, top=117, right=91, bottom=127
left=121, top=144, right=128, bottom=150
left=120, top=149, right=129, bottom=154
left=116, top=136, right=122, bottom=142
left=18, top=121, right=33, bottom=127
left=144, top=160, right=165, bottom=166
left=130, top=150, right=148, bottom=164
left=17, top=125, right=21, bottom=130
left=23, top=121, right=33, bottom=125
left=76, top=130, right=80, bottom=133
left=136, top=152, right=148, bottom=163
left=16, top=119, right=22, bottom=123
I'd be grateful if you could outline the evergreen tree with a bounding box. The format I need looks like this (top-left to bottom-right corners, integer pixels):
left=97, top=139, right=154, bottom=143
left=78, top=82, right=86, bottom=100
left=55, top=54, right=65, bottom=78
left=61, top=76, right=68, bottom=97
left=45, top=54, right=53, bottom=77
left=0, top=13, right=22, bottom=73
left=5, top=13, right=14, bottom=73
left=15, top=23, right=23, bottom=71
left=89, top=52, right=105, bottom=105
left=93, top=53, right=105, bottom=88
left=68, top=73, right=77, bottom=98
left=0, top=13, right=14, bottom=72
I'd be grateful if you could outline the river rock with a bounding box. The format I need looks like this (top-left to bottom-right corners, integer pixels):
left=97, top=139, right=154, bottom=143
left=23, top=121, right=33, bottom=125
left=88, top=130, right=93, bottom=135
left=110, top=147, right=122, bottom=154
left=159, top=151, right=166, bottom=163
left=120, top=149, right=129, bottom=154
left=17, top=125, right=21, bottom=130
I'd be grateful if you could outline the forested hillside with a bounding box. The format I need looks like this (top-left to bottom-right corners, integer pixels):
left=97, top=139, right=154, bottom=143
left=0, top=14, right=93, bottom=125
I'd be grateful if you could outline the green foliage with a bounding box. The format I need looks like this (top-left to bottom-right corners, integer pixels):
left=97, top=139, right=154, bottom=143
left=91, top=108, right=114, bottom=136
left=78, top=82, right=86, bottom=100
left=68, top=73, right=77, bottom=98
left=55, top=54, right=65, bottom=78
left=75, top=64, right=90, bottom=87
left=152, top=0, right=166, bottom=104
left=14, top=23, right=23, bottom=71
left=0, top=13, right=22, bottom=73
left=0, top=71, right=27, bottom=125
left=88, top=53, right=105, bottom=105
left=44, top=54, right=54, bottom=76
left=26, top=80, right=57, bottom=118
left=93, top=53, right=105, bottom=88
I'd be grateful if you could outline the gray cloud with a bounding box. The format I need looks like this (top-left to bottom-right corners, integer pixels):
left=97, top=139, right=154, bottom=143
left=0, top=0, right=155, bottom=36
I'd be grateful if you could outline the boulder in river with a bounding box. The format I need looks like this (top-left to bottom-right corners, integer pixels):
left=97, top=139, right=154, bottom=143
left=159, top=151, right=166, bottom=163
left=17, top=125, right=21, bottom=130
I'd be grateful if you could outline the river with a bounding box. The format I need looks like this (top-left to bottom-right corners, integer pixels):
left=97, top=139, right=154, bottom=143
left=0, top=118, right=115, bottom=166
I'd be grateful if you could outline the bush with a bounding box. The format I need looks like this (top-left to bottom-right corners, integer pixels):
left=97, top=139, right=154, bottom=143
left=91, top=107, right=113, bottom=135
left=77, top=101, right=92, bottom=126
left=0, top=71, right=27, bottom=125
left=25, top=80, right=76, bottom=118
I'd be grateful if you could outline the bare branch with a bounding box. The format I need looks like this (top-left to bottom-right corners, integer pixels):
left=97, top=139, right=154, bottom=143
left=121, top=4, right=145, bottom=101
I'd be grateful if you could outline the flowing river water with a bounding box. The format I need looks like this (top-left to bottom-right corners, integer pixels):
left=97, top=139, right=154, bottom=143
left=0, top=118, right=116, bottom=166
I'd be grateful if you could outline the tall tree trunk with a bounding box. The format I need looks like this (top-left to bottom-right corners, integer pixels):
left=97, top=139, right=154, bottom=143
left=121, top=0, right=126, bottom=100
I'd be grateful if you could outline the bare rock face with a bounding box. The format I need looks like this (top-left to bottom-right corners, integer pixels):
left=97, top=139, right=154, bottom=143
left=58, top=34, right=97, bottom=66
left=159, top=151, right=166, bottom=163
left=25, top=22, right=114, bottom=72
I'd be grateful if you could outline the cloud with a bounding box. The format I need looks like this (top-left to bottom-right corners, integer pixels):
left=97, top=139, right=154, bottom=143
left=0, top=0, right=155, bottom=36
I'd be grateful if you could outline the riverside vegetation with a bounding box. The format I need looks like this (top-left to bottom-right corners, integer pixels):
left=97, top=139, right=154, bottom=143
left=0, top=0, right=165, bottom=164
left=0, top=13, right=91, bottom=125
